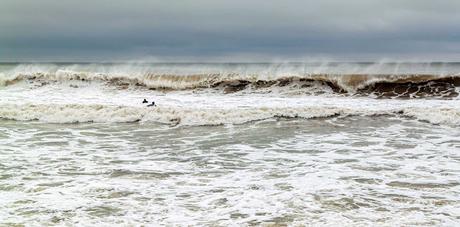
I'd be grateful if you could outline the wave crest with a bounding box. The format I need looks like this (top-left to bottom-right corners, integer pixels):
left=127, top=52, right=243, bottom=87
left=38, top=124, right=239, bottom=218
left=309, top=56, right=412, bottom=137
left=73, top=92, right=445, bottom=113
left=1, top=69, right=460, bottom=97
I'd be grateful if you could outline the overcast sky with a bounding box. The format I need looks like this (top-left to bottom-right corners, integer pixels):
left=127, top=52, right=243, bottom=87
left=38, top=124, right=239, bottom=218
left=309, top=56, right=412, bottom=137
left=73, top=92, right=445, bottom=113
left=1, top=0, right=460, bottom=61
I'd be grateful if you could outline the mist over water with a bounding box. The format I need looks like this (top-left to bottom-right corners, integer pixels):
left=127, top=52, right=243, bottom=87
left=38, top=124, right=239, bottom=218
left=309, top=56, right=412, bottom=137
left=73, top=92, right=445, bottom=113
left=1, top=62, right=460, bottom=225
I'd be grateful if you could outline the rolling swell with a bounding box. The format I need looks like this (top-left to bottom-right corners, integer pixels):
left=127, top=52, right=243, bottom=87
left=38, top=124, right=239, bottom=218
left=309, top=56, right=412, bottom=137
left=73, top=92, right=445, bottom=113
left=1, top=70, right=460, bottom=98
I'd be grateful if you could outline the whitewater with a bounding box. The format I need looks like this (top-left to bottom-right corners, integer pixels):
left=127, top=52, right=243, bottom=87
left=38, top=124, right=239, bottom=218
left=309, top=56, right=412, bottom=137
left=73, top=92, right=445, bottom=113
left=1, top=62, right=460, bottom=226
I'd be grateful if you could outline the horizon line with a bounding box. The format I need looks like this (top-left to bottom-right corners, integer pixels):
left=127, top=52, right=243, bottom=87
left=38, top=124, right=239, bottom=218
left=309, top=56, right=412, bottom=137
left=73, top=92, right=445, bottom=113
left=2, top=61, right=460, bottom=64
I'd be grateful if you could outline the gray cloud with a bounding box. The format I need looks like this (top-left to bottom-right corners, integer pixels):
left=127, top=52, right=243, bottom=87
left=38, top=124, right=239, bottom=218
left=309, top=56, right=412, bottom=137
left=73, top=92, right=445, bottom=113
left=1, top=0, right=460, bottom=61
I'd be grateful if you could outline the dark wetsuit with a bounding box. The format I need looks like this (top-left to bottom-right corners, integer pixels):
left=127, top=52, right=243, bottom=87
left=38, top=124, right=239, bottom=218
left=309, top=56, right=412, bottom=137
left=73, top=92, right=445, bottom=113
left=142, top=99, right=148, bottom=103
left=147, top=101, right=156, bottom=107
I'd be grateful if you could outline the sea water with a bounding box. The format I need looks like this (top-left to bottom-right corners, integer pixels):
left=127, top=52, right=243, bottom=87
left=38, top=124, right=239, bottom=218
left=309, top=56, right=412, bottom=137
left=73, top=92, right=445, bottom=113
left=0, top=62, right=459, bottom=225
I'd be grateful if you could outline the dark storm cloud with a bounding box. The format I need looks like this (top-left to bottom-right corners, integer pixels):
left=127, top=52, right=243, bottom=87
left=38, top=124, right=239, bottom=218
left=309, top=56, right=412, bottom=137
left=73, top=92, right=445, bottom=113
left=1, top=0, right=460, bottom=61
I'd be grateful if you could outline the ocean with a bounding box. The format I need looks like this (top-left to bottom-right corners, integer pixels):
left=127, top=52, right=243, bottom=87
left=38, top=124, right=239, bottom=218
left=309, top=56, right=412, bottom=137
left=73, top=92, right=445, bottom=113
left=0, top=62, right=459, bottom=225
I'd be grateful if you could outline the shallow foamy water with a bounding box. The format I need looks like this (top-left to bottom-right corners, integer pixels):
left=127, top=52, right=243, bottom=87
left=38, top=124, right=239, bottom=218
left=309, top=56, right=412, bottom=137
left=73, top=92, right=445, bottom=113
left=1, top=117, right=460, bottom=226
left=1, top=63, right=460, bottom=225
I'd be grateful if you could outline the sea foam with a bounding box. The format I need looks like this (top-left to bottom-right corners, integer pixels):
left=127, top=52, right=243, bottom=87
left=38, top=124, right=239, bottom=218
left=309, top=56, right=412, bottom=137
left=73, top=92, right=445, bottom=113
left=1, top=103, right=459, bottom=126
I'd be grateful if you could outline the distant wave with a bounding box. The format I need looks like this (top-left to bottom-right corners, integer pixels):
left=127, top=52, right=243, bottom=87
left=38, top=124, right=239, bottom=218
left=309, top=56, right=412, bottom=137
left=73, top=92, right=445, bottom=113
left=1, top=103, right=459, bottom=126
left=1, top=70, right=459, bottom=98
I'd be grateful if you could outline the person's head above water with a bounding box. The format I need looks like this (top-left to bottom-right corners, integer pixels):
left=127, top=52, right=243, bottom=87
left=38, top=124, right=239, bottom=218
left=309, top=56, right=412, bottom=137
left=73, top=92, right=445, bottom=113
left=146, top=101, right=156, bottom=107
left=142, top=99, right=148, bottom=103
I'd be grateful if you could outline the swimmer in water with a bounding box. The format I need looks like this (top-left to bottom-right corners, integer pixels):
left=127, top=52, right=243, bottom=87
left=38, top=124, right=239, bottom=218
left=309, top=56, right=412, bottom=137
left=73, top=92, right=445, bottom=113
left=147, top=101, right=156, bottom=107
left=142, top=99, right=148, bottom=104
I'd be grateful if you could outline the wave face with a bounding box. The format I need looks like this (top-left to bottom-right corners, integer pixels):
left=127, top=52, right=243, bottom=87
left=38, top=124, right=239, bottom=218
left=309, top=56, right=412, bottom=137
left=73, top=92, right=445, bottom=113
left=1, top=62, right=460, bottom=98
left=1, top=62, right=460, bottom=126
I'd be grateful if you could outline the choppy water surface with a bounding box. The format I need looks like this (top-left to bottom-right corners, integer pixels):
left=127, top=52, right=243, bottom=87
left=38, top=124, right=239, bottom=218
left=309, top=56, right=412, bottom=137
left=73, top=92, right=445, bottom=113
left=1, top=62, right=460, bottom=225
left=1, top=117, right=459, bottom=226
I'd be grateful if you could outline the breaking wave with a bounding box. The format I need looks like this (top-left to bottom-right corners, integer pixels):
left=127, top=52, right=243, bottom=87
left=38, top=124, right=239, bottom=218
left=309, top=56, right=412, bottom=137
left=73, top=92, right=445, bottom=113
left=1, top=69, right=460, bottom=98
left=1, top=103, right=459, bottom=126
